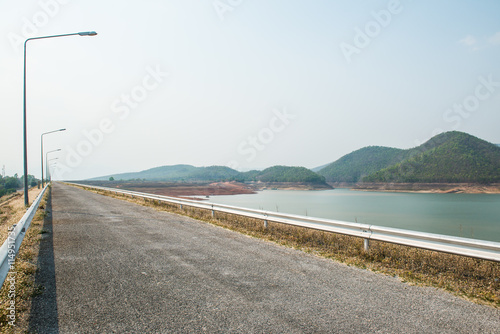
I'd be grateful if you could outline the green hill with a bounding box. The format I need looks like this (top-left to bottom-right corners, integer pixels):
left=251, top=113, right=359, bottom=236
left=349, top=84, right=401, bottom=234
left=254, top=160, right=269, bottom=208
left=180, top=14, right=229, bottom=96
left=364, top=132, right=500, bottom=183
left=318, top=131, right=500, bottom=184
left=90, top=132, right=498, bottom=185
left=238, top=166, right=327, bottom=184
left=317, top=146, right=410, bottom=183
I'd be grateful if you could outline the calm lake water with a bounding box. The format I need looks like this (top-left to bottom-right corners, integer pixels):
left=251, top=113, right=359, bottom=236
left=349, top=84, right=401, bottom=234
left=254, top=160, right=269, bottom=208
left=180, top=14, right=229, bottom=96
left=208, top=189, right=500, bottom=242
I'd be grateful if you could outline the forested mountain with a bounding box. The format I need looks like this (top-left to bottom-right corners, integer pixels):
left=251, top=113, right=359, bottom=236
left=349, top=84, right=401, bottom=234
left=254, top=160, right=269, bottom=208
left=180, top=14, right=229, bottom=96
left=363, top=132, right=500, bottom=183
left=238, top=166, right=327, bottom=184
left=90, top=132, right=498, bottom=185
left=318, top=132, right=500, bottom=184
left=317, top=146, right=410, bottom=183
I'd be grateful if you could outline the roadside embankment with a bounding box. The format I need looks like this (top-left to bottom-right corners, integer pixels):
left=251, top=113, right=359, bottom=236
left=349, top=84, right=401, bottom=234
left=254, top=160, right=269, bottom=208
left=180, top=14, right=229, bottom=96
left=0, top=187, right=43, bottom=245
left=0, top=186, right=49, bottom=332
left=251, top=181, right=333, bottom=191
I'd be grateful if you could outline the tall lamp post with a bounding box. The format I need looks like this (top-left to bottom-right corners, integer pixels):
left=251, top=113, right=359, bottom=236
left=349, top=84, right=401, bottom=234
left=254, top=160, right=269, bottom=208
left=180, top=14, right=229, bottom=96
left=23, top=31, right=97, bottom=206
left=41, top=128, right=66, bottom=188
left=45, top=149, right=61, bottom=184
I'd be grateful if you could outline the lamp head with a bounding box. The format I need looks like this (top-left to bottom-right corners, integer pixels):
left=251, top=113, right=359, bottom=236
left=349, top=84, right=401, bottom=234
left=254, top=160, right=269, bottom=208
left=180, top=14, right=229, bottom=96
left=78, top=31, right=98, bottom=36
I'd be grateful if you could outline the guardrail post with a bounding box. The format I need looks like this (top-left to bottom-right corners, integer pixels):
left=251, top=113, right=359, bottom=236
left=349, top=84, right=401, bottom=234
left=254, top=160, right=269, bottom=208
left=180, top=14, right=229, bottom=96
left=264, top=214, right=268, bottom=228
left=363, top=238, right=370, bottom=251
left=211, top=205, right=215, bottom=218
left=180, top=204, right=183, bottom=210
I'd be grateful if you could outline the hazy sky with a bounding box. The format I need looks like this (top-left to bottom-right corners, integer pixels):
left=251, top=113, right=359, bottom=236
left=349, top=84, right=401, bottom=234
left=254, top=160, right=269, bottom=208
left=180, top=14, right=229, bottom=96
left=1, top=0, right=499, bottom=180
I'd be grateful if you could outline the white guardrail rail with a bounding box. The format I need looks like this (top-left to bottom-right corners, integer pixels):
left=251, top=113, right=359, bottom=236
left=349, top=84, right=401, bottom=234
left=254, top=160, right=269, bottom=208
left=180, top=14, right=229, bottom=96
left=68, top=182, right=500, bottom=262
left=0, top=184, right=49, bottom=287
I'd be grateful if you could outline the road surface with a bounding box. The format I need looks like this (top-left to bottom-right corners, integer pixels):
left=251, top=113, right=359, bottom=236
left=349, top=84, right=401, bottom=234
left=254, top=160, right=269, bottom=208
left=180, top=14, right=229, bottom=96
left=28, top=183, right=500, bottom=333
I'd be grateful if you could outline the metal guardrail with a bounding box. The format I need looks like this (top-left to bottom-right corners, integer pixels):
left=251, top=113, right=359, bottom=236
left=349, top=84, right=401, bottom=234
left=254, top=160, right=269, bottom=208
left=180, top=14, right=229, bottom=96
left=0, top=184, right=49, bottom=287
left=68, top=182, right=500, bottom=262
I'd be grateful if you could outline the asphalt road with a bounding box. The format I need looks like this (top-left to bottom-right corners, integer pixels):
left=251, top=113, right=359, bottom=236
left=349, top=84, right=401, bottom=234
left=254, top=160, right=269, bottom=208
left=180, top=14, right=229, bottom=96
left=28, top=183, right=500, bottom=333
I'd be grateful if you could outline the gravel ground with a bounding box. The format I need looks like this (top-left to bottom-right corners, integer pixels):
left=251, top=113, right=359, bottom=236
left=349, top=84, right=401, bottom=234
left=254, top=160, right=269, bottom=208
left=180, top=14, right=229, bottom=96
left=28, top=183, right=500, bottom=333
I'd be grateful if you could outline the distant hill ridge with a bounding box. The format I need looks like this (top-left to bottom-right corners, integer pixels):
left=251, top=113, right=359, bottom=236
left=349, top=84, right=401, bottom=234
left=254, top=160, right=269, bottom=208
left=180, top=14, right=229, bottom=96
left=91, top=165, right=327, bottom=185
left=90, top=131, right=499, bottom=185
left=92, top=165, right=239, bottom=182
left=318, top=131, right=500, bottom=184
left=239, top=166, right=326, bottom=184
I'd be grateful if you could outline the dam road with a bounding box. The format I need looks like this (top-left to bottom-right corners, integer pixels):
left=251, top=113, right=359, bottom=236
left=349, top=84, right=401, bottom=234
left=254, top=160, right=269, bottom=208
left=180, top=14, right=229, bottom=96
left=27, top=183, right=500, bottom=333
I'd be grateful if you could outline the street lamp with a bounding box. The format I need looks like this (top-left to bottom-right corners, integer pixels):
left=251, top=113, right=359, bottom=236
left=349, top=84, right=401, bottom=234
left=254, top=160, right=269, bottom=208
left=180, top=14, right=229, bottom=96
left=41, top=128, right=66, bottom=187
left=23, top=31, right=97, bottom=206
left=45, top=149, right=61, bottom=184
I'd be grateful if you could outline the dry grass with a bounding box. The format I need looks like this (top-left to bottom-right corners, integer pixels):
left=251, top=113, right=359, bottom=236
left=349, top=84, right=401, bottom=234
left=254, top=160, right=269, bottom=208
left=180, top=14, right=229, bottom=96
left=0, top=193, right=21, bottom=207
left=70, top=185, right=500, bottom=308
left=0, top=187, right=48, bottom=333
left=0, top=188, right=43, bottom=246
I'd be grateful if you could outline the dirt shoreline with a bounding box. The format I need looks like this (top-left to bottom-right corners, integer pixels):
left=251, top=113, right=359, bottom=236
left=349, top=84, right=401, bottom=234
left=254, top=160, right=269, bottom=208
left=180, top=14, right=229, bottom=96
left=249, top=181, right=333, bottom=191
left=73, top=180, right=332, bottom=197
left=121, top=181, right=256, bottom=197
left=349, top=183, right=500, bottom=194
left=74, top=180, right=500, bottom=195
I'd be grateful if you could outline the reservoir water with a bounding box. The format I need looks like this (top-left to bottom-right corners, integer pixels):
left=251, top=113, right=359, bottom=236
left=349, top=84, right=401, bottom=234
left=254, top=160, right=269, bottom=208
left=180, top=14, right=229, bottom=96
left=208, top=189, right=500, bottom=242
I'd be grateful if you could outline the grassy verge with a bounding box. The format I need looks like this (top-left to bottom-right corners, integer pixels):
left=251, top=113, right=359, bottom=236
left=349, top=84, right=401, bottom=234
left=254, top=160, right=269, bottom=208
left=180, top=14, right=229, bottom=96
left=73, top=185, right=500, bottom=309
left=0, top=193, right=21, bottom=207
left=0, top=188, right=43, bottom=246
left=0, top=187, right=49, bottom=333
